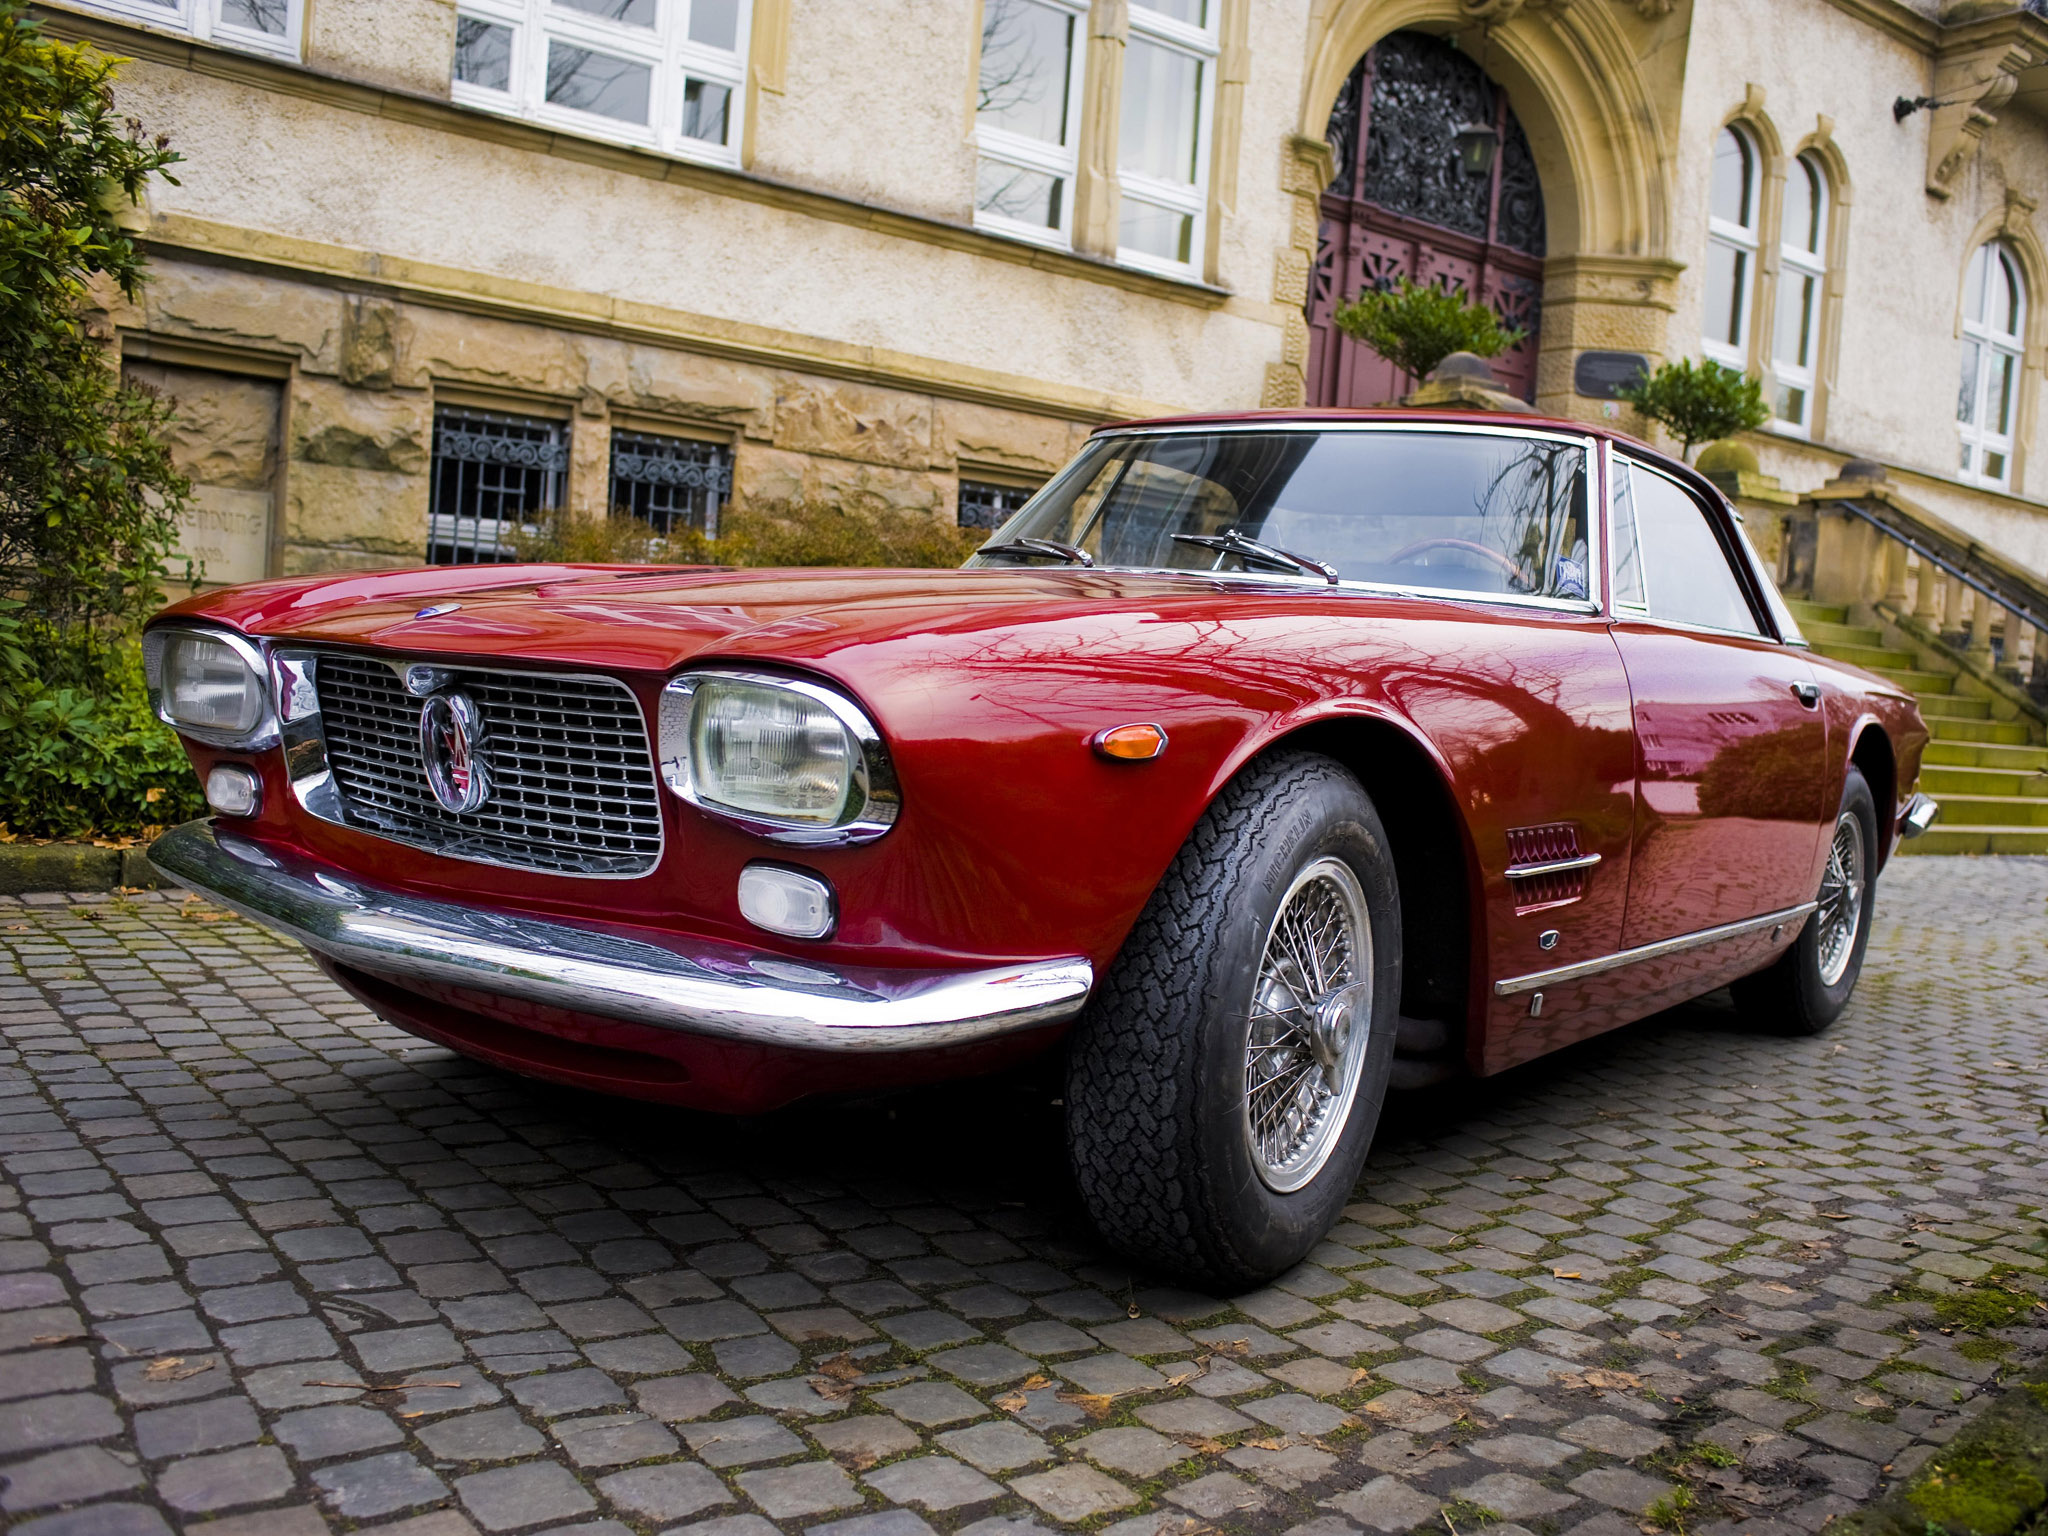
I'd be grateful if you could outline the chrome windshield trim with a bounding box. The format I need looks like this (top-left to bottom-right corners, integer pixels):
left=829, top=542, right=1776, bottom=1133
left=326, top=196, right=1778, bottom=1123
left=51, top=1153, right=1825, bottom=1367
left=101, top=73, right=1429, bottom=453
left=1493, top=901, right=1818, bottom=996
left=148, top=821, right=1091, bottom=1052
left=1504, top=853, right=1603, bottom=880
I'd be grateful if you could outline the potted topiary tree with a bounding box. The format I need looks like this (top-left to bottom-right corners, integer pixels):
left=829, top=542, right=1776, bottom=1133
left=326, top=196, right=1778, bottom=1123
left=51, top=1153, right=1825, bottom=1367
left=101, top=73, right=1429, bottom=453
left=1614, top=357, right=1771, bottom=461
left=1332, top=278, right=1526, bottom=389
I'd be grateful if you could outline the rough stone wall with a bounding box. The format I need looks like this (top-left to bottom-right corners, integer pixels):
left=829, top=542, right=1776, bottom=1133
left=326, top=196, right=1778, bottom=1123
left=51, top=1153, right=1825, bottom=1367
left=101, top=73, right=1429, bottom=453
left=117, top=261, right=1094, bottom=576
left=121, top=360, right=281, bottom=585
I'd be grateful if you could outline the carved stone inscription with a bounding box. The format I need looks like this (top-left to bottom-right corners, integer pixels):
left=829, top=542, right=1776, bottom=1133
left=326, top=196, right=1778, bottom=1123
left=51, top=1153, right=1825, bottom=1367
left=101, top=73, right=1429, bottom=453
left=123, top=361, right=281, bottom=586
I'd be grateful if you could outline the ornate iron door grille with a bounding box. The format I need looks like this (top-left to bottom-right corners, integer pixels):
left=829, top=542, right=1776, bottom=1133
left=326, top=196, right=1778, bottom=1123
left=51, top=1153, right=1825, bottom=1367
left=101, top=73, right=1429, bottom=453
left=1307, top=31, right=1546, bottom=408
left=609, top=430, right=734, bottom=539
left=957, top=478, right=1040, bottom=531
left=428, top=409, right=569, bottom=565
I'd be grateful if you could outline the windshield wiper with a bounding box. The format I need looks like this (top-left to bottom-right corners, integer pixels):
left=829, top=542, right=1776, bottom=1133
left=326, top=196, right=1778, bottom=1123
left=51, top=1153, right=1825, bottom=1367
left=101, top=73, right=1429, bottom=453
left=977, top=537, right=1093, bottom=567
left=1171, top=529, right=1338, bottom=584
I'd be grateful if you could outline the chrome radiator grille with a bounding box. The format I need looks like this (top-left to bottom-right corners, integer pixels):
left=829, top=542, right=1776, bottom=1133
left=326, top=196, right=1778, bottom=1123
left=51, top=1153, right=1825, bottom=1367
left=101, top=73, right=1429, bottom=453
left=314, top=656, right=664, bottom=876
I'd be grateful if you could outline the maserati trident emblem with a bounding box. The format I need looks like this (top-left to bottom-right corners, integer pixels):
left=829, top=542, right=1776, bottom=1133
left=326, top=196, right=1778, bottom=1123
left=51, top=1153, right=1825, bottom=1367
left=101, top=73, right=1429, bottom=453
left=420, top=693, right=489, bottom=813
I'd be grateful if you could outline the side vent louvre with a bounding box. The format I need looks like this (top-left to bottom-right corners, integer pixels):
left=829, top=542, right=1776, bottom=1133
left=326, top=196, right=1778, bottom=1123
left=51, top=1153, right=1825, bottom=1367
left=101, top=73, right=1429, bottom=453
left=1504, top=822, right=1597, bottom=912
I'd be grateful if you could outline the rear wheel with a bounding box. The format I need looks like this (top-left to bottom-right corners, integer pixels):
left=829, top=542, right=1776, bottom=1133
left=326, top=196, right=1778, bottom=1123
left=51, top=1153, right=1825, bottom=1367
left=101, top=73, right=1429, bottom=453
left=1065, top=753, right=1400, bottom=1289
left=1732, top=766, right=1878, bottom=1035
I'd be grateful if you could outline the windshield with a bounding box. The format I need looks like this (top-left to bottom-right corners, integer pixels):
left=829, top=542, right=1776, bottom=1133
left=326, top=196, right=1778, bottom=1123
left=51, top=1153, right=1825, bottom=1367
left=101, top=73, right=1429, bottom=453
left=968, top=427, right=1595, bottom=601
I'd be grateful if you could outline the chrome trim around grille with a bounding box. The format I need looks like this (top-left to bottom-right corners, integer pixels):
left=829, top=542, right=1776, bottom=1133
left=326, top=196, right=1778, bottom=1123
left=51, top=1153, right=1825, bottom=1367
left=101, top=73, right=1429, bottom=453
left=290, top=649, right=665, bottom=879
left=1493, top=902, right=1818, bottom=996
left=148, top=821, right=1093, bottom=1053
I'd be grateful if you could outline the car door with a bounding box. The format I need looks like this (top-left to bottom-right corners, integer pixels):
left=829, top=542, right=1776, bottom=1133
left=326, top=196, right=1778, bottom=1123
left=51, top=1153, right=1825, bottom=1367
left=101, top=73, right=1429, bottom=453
left=1607, top=451, right=1830, bottom=949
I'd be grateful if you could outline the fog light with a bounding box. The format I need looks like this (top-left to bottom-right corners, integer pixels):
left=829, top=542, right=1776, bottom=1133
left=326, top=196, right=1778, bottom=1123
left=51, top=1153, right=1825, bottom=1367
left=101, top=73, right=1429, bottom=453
left=737, top=863, right=835, bottom=940
left=205, top=764, right=262, bottom=819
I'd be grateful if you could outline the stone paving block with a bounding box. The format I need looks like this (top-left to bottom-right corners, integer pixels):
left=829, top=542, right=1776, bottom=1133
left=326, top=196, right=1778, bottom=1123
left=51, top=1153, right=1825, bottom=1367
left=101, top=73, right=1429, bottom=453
left=685, top=1413, right=809, bottom=1467
left=931, top=1342, right=1039, bottom=1386
left=1569, top=1466, right=1675, bottom=1513
left=1166, top=1470, right=1270, bottom=1518
left=508, top=1367, right=627, bottom=1418
left=0, top=1390, right=122, bottom=1454
left=417, top=1405, right=546, bottom=1462
left=1470, top=1431, right=1577, bottom=1469
left=1010, top=1464, right=1140, bottom=1521
left=635, top=1372, right=739, bottom=1422
left=159, top=1443, right=296, bottom=1512
left=1060, top=1352, right=1167, bottom=1395
left=737, top=1459, right=864, bottom=1518
left=809, top=1512, right=937, bottom=1536
left=1244, top=1393, right=1353, bottom=1437
left=0, top=1445, right=145, bottom=1510
left=870, top=1380, right=991, bottom=1426
left=865, top=1454, right=1004, bottom=1510
left=133, top=1394, right=261, bottom=1460
left=1559, top=1413, right=1668, bottom=1458
left=311, top=1450, right=452, bottom=1518
left=1137, top=1396, right=1257, bottom=1437
left=1322, top=1474, right=1439, bottom=1532
left=880, top=1310, right=981, bottom=1350
left=1453, top=1470, right=1579, bottom=1520
left=936, top=1417, right=1049, bottom=1472
left=598, top=1460, right=734, bottom=1522
left=1077, top=1424, right=1186, bottom=1476
left=457, top=1461, right=597, bottom=1530
left=10, top=1505, right=176, bottom=1536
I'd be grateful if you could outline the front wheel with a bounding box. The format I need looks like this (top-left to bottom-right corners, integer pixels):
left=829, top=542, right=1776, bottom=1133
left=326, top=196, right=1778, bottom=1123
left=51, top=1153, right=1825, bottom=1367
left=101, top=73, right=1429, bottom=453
left=1065, top=753, right=1401, bottom=1289
left=1732, top=765, right=1878, bottom=1035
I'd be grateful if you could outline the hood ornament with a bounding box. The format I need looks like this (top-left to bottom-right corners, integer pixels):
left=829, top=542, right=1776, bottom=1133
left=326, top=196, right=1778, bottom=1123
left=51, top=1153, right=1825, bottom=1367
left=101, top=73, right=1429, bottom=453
left=415, top=602, right=462, bottom=620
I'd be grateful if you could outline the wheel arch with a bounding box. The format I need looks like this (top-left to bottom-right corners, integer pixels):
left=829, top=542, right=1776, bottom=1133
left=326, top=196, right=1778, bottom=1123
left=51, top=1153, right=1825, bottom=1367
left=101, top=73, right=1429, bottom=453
left=1847, top=717, right=1897, bottom=871
left=1249, top=714, right=1484, bottom=1045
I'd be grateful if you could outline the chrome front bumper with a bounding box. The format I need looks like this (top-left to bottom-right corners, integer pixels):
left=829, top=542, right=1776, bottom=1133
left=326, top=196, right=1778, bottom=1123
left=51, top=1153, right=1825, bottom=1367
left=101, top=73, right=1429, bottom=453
left=1898, top=792, right=1940, bottom=839
left=148, top=821, right=1093, bottom=1053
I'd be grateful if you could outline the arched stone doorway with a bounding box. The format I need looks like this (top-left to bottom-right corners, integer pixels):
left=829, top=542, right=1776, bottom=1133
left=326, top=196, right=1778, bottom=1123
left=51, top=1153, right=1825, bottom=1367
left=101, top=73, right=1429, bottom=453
left=1306, top=30, right=1545, bottom=407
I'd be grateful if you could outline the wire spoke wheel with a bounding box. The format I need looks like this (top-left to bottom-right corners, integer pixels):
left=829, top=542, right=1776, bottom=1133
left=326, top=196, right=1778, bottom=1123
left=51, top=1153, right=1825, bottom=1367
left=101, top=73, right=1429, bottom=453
left=1241, top=857, right=1374, bottom=1193
left=1813, top=809, right=1866, bottom=988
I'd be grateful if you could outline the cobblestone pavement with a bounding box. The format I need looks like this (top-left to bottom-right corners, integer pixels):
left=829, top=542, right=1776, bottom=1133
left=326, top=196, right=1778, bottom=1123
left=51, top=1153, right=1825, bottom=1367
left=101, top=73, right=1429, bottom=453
left=0, top=857, right=2042, bottom=1536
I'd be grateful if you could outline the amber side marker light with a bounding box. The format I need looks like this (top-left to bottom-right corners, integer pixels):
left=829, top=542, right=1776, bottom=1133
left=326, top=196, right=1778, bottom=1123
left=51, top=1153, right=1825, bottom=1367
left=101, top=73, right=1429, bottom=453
left=1092, top=723, right=1169, bottom=761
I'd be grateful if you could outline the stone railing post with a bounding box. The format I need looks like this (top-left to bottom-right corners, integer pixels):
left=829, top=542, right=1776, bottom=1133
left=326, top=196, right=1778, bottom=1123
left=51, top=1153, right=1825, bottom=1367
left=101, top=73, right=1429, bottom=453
left=1697, top=439, right=1800, bottom=582
left=1880, top=538, right=1909, bottom=608
left=1909, top=552, right=1943, bottom=627
left=1805, top=458, right=1891, bottom=612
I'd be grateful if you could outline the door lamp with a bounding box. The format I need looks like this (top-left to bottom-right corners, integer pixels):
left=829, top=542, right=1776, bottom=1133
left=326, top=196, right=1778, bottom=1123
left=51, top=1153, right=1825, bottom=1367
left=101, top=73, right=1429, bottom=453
left=1453, top=121, right=1500, bottom=177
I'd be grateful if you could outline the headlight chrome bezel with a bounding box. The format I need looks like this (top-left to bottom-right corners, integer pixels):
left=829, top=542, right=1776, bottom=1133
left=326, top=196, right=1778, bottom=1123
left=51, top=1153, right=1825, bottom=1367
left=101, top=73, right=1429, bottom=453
left=658, top=668, right=900, bottom=846
left=143, top=624, right=280, bottom=750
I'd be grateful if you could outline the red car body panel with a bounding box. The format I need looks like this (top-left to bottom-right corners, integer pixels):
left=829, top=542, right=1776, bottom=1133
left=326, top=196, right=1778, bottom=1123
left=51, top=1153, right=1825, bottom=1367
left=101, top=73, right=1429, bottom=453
left=151, top=410, right=1930, bottom=1109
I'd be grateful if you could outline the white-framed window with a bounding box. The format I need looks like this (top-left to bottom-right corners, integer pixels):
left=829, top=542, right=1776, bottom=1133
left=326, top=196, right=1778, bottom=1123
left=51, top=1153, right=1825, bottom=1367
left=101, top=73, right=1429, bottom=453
left=973, top=0, right=1088, bottom=249
left=1959, top=240, right=2026, bottom=489
left=63, top=0, right=302, bottom=59
left=451, top=0, right=750, bottom=168
left=1116, top=0, right=1217, bottom=278
left=1768, top=153, right=1829, bottom=436
left=1703, top=125, right=1760, bottom=369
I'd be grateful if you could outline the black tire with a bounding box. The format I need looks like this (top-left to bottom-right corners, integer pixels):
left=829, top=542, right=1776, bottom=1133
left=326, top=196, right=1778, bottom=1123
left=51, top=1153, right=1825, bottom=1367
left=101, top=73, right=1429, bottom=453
left=1731, top=765, right=1879, bottom=1036
left=1065, top=753, right=1401, bottom=1290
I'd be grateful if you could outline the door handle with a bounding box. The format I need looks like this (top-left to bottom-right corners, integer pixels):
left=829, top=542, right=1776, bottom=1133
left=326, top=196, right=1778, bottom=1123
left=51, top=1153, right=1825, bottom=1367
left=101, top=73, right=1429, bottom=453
left=1790, top=681, right=1821, bottom=709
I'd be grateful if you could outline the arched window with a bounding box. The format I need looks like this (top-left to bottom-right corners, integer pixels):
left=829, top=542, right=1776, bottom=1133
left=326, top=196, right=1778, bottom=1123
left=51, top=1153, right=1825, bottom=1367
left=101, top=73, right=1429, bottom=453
left=1959, top=242, right=2026, bottom=488
left=1769, top=154, right=1829, bottom=434
left=1703, top=126, right=1760, bottom=367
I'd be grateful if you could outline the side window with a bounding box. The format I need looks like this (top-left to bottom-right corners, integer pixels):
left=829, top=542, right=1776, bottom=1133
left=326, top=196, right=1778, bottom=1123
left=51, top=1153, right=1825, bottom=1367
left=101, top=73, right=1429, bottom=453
left=1610, top=461, right=1762, bottom=635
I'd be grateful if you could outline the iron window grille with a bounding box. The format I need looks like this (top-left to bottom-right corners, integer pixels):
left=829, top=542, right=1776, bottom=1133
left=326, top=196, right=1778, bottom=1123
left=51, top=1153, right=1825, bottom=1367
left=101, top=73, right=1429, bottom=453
left=957, top=478, right=1041, bottom=532
left=428, top=408, right=569, bottom=565
left=609, top=430, right=733, bottom=538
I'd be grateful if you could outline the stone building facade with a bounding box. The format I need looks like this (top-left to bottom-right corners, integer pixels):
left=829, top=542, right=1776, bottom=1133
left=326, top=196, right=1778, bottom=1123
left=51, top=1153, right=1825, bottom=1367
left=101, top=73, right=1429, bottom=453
left=37, top=0, right=2048, bottom=580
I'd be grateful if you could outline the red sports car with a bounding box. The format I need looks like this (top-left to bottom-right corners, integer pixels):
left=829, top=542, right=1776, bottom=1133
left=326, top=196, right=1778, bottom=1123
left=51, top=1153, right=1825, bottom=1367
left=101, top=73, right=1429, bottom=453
left=146, top=410, right=1936, bottom=1287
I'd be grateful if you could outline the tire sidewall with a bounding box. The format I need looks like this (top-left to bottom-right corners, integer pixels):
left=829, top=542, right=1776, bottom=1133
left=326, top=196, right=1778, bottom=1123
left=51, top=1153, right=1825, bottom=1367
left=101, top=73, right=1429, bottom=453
left=1187, top=769, right=1402, bottom=1278
left=1798, top=767, right=1879, bottom=1021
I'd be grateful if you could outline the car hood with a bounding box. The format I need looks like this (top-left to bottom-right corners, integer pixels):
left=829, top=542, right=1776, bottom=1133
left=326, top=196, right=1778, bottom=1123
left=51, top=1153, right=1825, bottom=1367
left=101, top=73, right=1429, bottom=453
left=159, top=562, right=1392, bottom=675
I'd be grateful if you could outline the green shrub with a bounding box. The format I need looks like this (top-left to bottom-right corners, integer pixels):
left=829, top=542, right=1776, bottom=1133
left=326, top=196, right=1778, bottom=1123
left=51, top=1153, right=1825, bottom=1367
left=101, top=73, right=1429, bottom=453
left=1331, top=277, right=1526, bottom=382
left=508, top=501, right=984, bottom=570
left=0, top=605, right=202, bottom=839
left=1615, top=357, right=1771, bottom=461
left=0, top=4, right=198, bottom=839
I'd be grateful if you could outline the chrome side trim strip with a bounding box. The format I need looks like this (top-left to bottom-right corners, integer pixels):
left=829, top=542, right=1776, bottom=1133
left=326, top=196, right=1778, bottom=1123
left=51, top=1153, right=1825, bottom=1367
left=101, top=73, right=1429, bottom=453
left=1493, top=902, right=1818, bottom=997
left=148, top=821, right=1093, bottom=1053
left=1504, top=853, right=1603, bottom=880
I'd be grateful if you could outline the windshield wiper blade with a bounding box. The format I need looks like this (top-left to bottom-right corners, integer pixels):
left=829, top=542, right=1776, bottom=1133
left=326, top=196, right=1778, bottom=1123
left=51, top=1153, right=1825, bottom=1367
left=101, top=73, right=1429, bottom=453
left=977, top=537, right=1093, bottom=567
left=1171, top=529, right=1338, bottom=584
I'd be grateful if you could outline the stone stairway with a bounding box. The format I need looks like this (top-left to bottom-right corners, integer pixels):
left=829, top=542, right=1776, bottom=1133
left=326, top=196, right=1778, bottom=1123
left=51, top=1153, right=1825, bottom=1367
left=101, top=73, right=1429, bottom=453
left=1787, top=598, right=2048, bottom=854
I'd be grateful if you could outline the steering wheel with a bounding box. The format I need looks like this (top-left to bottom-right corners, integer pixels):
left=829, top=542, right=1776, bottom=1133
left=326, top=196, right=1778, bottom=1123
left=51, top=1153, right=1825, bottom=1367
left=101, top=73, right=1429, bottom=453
left=1386, top=537, right=1529, bottom=587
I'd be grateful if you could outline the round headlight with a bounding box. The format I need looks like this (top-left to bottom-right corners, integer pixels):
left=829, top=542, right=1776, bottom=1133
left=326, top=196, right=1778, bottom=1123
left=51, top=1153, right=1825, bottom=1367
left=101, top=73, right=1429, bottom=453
left=148, top=628, right=272, bottom=743
left=658, top=671, right=898, bottom=843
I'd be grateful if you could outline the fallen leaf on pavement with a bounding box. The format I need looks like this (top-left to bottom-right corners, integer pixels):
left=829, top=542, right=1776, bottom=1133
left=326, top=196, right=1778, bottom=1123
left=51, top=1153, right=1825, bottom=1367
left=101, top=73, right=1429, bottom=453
left=834, top=1450, right=879, bottom=1472
left=1056, top=1391, right=1127, bottom=1419
left=1244, top=1436, right=1289, bottom=1451
left=1348, top=1368, right=1373, bottom=1387
left=143, top=1356, right=214, bottom=1382
left=1820, top=1212, right=1850, bottom=1221
left=993, top=1392, right=1029, bottom=1413
left=1552, top=1269, right=1582, bottom=1279
left=809, top=1377, right=857, bottom=1401
left=1176, top=1435, right=1226, bottom=1456
left=1208, top=1339, right=1251, bottom=1357
left=1019, top=1375, right=1051, bottom=1392
left=1163, top=1362, right=1209, bottom=1389
left=31, top=1331, right=82, bottom=1346
left=814, top=1353, right=863, bottom=1383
